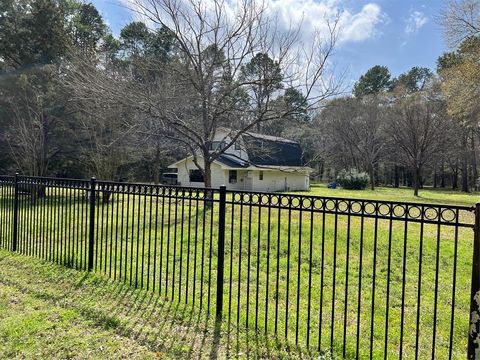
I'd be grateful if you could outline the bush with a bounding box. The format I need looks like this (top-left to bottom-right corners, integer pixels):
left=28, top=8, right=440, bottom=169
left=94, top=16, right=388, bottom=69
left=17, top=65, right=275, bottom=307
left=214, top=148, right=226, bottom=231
left=336, top=169, right=370, bottom=190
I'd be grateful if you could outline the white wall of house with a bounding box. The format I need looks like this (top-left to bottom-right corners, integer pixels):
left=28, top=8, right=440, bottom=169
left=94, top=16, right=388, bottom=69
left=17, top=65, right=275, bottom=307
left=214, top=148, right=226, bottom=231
left=176, top=157, right=226, bottom=188
left=204, top=128, right=249, bottom=160
left=249, top=169, right=309, bottom=192
left=174, top=157, right=309, bottom=191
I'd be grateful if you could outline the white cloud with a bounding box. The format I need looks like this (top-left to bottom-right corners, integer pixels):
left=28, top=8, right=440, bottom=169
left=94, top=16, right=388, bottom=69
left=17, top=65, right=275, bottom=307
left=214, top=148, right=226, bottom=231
left=267, top=1, right=388, bottom=44
left=339, top=3, right=389, bottom=42
left=405, top=10, right=428, bottom=35
left=120, top=0, right=387, bottom=44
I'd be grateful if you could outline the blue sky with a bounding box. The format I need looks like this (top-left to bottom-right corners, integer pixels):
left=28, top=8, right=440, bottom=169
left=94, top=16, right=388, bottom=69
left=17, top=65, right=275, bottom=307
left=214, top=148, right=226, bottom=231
left=91, top=0, right=447, bottom=89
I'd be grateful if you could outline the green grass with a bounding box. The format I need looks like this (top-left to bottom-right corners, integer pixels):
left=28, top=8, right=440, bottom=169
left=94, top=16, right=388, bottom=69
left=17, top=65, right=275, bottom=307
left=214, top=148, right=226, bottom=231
left=300, top=183, right=479, bottom=207
left=0, top=249, right=321, bottom=359
left=0, top=184, right=477, bottom=359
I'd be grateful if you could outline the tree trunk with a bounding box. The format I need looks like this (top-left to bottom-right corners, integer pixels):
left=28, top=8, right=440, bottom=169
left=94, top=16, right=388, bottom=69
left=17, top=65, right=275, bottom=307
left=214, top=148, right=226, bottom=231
left=203, top=158, right=214, bottom=207
left=367, top=163, right=375, bottom=190
left=471, top=135, right=478, bottom=190
left=319, top=161, right=324, bottom=182
left=440, top=164, right=445, bottom=188
left=102, top=190, right=111, bottom=204
left=452, top=165, right=458, bottom=190
left=461, top=161, right=469, bottom=192
left=374, top=163, right=380, bottom=187
left=394, top=166, right=400, bottom=188
left=433, top=168, right=437, bottom=188
left=153, top=143, right=161, bottom=184
left=462, top=139, right=469, bottom=192
left=413, top=166, right=420, bottom=197
left=203, top=159, right=212, bottom=188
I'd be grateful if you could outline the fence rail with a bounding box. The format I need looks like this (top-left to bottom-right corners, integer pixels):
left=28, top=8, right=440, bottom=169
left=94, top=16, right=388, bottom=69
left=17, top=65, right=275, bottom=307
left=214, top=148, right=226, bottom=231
left=0, top=174, right=478, bottom=359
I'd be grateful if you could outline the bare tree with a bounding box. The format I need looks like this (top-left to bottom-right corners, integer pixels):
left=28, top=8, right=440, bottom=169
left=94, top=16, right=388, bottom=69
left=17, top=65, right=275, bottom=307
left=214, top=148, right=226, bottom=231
left=439, top=0, right=480, bottom=48
left=319, top=96, right=385, bottom=189
left=1, top=68, right=65, bottom=178
left=66, top=0, right=341, bottom=188
left=69, top=98, right=141, bottom=202
left=386, top=82, right=448, bottom=196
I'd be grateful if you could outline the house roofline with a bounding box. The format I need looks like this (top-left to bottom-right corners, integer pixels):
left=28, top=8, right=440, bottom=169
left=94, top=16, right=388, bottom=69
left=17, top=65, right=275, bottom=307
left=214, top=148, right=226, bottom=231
left=216, top=126, right=299, bottom=144
left=169, top=156, right=312, bottom=172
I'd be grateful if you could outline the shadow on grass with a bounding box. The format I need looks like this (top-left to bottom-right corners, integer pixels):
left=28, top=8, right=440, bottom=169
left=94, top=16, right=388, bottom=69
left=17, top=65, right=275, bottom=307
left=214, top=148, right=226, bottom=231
left=0, top=250, right=321, bottom=359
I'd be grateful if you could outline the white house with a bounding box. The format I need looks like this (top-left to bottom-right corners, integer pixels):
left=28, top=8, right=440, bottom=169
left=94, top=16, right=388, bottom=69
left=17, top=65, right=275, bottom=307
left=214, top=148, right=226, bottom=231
left=168, top=129, right=312, bottom=192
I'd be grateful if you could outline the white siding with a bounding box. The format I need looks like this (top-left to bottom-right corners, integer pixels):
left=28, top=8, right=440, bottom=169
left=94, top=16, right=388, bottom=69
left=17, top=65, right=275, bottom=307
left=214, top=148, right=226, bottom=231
left=251, top=169, right=309, bottom=192
left=205, top=128, right=249, bottom=161
left=176, top=158, right=226, bottom=188
left=173, top=157, right=310, bottom=192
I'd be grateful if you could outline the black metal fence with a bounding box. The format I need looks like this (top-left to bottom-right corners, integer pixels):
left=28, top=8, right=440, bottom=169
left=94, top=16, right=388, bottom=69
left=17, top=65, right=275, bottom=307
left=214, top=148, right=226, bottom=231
left=0, top=174, right=478, bottom=359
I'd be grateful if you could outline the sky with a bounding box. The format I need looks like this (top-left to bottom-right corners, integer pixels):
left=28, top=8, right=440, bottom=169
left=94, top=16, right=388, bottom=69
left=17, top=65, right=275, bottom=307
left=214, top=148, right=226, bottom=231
left=90, top=0, right=448, bottom=90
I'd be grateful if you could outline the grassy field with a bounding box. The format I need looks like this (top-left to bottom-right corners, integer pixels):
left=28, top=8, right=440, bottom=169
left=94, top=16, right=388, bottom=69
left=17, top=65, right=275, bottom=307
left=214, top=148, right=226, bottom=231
left=0, top=184, right=478, bottom=359
left=0, top=249, right=318, bottom=359
left=303, top=183, right=479, bottom=207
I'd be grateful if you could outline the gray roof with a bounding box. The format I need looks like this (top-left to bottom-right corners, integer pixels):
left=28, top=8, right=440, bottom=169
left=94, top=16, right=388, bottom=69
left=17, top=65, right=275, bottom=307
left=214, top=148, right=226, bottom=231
left=242, top=133, right=304, bottom=167
left=244, top=131, right=298, bottom=144
left=215, top=154, right=249, bottom=168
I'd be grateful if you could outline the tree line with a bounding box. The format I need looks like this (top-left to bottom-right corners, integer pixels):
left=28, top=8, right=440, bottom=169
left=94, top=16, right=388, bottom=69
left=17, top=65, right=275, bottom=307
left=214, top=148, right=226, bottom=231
left=308, top=0, right=480, bottom=194
left=0, top=0, right=478, bottom=195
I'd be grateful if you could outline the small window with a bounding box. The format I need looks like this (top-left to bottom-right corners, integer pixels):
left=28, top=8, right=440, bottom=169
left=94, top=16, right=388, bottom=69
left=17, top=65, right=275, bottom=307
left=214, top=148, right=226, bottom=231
left=189, top=169, right=204, bottom=182
left=229, top=170, right=237, bottom=184
left=209, top=141, right=225, bottom=151
left=234, top=142, right=241, bottom=150
left=259, top=171, right=264, bottom=181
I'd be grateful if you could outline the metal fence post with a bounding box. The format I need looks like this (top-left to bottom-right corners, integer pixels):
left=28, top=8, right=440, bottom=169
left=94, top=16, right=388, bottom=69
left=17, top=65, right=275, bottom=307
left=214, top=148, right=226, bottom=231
left=88, top=177, right=96, bottom=271
left=469, top=202, right=480, bottom=359
left=216, top=185, right=227, bottom=320
left=12, top=173, right=19, bottom=252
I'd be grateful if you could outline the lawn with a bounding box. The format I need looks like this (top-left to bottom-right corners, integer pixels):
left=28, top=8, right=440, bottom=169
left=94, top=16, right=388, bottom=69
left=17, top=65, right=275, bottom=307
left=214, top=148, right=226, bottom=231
left=0, top=248, right=315, bottom=359
left=301, top=183, right=479, bottom=207
left=0, top=183, right=477, bottom=359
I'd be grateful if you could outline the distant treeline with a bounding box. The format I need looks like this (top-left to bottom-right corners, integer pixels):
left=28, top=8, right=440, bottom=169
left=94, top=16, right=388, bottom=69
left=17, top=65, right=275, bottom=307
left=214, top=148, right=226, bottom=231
left=0, top=0, right=478, bottom=195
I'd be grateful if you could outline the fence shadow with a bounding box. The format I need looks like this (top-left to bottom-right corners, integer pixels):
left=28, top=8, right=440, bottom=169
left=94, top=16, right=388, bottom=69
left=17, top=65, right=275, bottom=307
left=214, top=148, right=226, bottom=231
left=0, top=251, right=313, bottom=359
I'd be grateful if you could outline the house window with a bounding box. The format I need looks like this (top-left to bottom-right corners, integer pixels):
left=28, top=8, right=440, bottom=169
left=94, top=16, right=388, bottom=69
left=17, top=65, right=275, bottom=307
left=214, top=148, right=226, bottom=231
left=229, top=170, right=237, bottom=184
left=259, top=171, right=264, bottom=180
left=209, top=141, right=225, bottom=151
left=189, top=169, right=204, bottom=182
left=234, top=142, right=241, bottom=150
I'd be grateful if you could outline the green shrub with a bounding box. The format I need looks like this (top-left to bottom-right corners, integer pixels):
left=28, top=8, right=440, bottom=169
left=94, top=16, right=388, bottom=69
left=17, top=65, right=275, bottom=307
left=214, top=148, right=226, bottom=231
left=336, top=169, right=370, bottom=190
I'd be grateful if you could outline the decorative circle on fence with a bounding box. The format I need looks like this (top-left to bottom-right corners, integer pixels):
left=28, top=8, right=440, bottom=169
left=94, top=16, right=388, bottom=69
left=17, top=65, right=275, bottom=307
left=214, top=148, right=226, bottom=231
left=441, top=208, right=456, bottom=222
left=424, top=207, right=439, bottom=220
left=378, top=203, right=391, bottom=217
left=364, top=202, right=376, bottom=215
left=338, top=200, right=349, bottom=213
left=260, top=195, right=270, bottom=205
left=290, top=197, right=301, bottom=208
left=408, top=206, right=422, bottom=219
left=302, top=198, right=312, bottom=209
left=393, top=205, right=406, bottom=218
left=270, top=195, right=279, bottom=206
left=313, top=199, right=323, bottom=210
left=350, top=201, right=363, bottom=214
left=325, top=199, right=336, bottom=211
